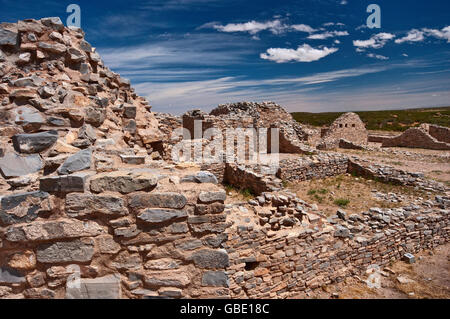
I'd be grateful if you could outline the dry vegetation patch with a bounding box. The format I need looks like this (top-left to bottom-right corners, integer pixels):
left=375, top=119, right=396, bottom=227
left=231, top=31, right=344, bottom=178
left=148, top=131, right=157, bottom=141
left=286, top=174, right=431, bottom=216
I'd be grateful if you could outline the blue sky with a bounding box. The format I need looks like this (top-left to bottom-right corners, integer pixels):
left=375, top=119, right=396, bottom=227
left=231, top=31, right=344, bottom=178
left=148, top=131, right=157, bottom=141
left=1, top=0, right=450, bottom=114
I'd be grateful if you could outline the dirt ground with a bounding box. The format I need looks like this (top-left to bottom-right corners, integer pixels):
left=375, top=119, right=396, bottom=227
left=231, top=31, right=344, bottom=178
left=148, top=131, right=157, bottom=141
left=295, top=243, right=450, bottom=299
left=337, top=145, right=450, bottom=187
left=285, top=174, right=433, bottom=217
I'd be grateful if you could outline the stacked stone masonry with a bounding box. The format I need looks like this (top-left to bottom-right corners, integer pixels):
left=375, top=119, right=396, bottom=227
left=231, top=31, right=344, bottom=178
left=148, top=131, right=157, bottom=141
left=0, top=18, right=449, bottom=299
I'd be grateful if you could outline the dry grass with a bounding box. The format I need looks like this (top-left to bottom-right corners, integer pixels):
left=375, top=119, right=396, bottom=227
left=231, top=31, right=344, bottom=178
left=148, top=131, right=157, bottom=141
left=286, top=174, right=430, bottom=216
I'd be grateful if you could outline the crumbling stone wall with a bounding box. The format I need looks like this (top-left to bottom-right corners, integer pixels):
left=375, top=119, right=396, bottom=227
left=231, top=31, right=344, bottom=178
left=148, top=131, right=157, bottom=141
left=225, top=199, right=449, bottom=298
left=277, top=155, right=348, bottom=182
left=425, top=124, right=450, bottom=144
left=182, top=102, right=316, bottom=154
left=381, top=127, right=450, bottom=150
left=318, top=113, right=368, bottom=150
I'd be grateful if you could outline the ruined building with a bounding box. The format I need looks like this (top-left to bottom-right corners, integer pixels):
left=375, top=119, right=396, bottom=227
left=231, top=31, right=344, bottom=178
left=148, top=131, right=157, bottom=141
left=0, top=18, right=448, bottom=299
left=317, top=112, right=368, bottom=150
left=380, top=123, right=450, bottom=150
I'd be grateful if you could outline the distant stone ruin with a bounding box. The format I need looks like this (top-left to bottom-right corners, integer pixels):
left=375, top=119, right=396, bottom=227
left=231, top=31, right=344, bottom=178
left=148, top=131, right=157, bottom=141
left=317, top=112, right=368, bottom=150
left=380, top=124, right=450, bottom=150
left=182, top=102, right=317, bottom=154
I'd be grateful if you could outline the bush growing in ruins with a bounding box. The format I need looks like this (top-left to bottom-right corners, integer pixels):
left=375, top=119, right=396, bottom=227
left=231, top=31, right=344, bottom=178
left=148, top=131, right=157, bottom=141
left=334, top=198, right=350, bottom=207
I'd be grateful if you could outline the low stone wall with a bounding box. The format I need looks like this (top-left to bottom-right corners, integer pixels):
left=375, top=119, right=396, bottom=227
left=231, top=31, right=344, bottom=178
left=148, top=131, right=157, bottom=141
left=223, top=163, right=282, bottom=195
left=428, top=124, right=450, bottom=144
left=225, top=198, right=450, bottom=298
left=277, top=155, right=349, bottom=182
left=348, top=158, right=446, bottom=192
left=368, top=134, right=390, bottom=143
left=381, top=127, right=450, bottom=150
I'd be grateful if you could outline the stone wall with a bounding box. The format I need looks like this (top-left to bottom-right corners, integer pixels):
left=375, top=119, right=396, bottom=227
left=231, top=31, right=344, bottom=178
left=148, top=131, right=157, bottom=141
left=427, top=124, right=450, bottom=144
left=318, top=113, right=368, bottom=150
left=277, top=155, right=349, bottom=182
left=381, top=127, right=450, bottom=150
left=225, top=196, right=449, bottom=298
left=0, top=168, right=233, bottom=299
left=182, top=102, right=316, bottom=154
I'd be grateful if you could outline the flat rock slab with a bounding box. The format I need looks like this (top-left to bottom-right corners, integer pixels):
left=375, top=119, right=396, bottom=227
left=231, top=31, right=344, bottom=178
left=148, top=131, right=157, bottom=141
left=129, top=192, right=187, bottom=210
left=40, top=172, right=91, bottom=193
left=65, top=274, right=122, bottom=299
left=144, top=271, right=190, bottom=288
left=65, top=193, right=128, bottom=217
left=0, top=191, right=51, bottom=225
left=190, top=249, right=229, bottom=269
left=12, top=130, right=58, bottom=154
left=90, top=171, right=158, bottom=194
left=5, top=218, right=104, bottom=242
left=181, top=171, right=218, bottom=184
left=0, top=27, right=18, bottom=46
left=137, top=209, right=187, bottom=224
left=198, top=190, right=226, bottom=203
left=0, top=267, right=26, bottom=284
left=57, top=148, right=92, bottom=175
left=0, top=153, right=43, bottom=178
left=120, top=155, right=145, bottom=165
left=202, top=271, right=229, bottom=287
left=36, top=238, right=95, bottom=263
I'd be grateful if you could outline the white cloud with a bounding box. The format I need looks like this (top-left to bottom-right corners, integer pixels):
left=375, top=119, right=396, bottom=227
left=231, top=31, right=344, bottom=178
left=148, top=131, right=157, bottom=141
left=308, top=30, right=349, bottom=40
left=394, top=26, right=450, bottom=44
left=402, top=53, right=409, bottom=57
left=423, top=26, right=450, bottom=42
left=323, top=22, right=345, bottom=27
left=353, top=32, right=395, bottom=50
left=367, top=53, right=389, bottom=60
left=340, top=0, right=348, bottom=5
left=213, top=19, right=286, bottom=35
left=260, top=44, right=338, bottom=63
left=291, top=24, right=317, bottom=33
left=395, top=29, right=425, bottom=44
left=334, top=39, right=341, bottom=44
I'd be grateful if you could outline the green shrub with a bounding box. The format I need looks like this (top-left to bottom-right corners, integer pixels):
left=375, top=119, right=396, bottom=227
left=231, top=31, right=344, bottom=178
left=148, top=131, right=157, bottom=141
left=334, top=198, right=350, bottom=207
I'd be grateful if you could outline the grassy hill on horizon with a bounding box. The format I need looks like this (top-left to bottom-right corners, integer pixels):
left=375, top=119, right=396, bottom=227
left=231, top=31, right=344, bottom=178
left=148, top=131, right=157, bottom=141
left=291, top=106, right=450, bottom=132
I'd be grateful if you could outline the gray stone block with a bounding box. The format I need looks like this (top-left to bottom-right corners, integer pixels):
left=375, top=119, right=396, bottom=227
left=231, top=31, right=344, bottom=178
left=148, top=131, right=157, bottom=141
left=65, top=274, right=121, bottom=299
left=0, top=153, right=43, bottom=178
left=57, top=148, right=92, bottom=175
left=12, top=130, right=58, bottom=154
left=202, top=271, right=229, bottom=287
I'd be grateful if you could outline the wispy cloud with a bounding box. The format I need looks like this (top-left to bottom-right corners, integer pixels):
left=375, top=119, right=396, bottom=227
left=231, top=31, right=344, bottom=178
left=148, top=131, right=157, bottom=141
left=98, top=33, right=254, bottom=71
left=212, top=19, right=286, bottom=35
left=291, top=24, right=317, bottom=33
left=260, top=44, right=338, bottom=63
left=395, top=29, right=425, bottom=44
left=353, top=32, right=395, bottom=50
left=307, top=30, right=349, bottom=40
left=367, top=53, right=389, bottom=60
